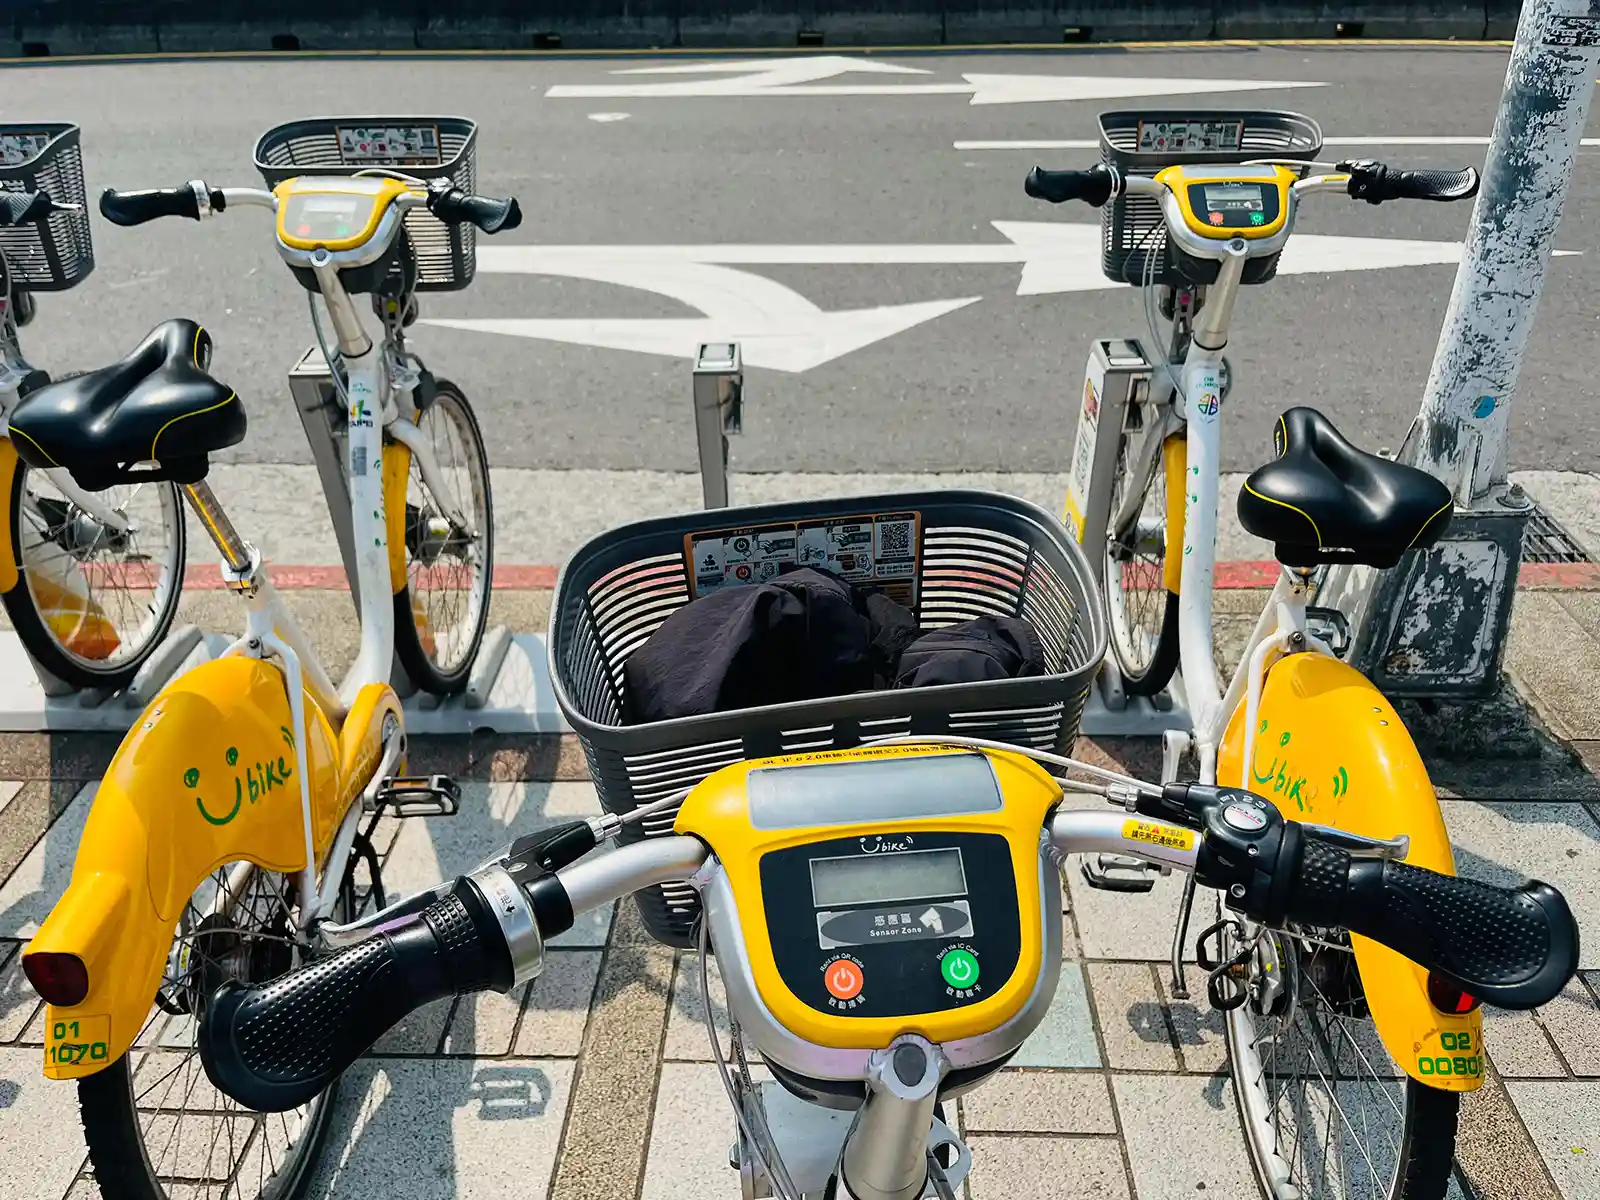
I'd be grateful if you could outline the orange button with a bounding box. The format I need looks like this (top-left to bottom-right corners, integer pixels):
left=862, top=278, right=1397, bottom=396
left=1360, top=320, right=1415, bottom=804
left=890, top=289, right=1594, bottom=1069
left=824, top=959, right=864, bottom=1001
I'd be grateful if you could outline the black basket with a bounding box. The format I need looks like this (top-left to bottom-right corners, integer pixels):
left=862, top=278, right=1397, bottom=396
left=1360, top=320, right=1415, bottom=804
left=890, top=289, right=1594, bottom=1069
left=1097, top=110, right=1324, bottom=288
left=549, top=490, right=1108, bottom=949
left=253, top=117, right=478, bottom=292
left=0, top=123, right=94, bottom=292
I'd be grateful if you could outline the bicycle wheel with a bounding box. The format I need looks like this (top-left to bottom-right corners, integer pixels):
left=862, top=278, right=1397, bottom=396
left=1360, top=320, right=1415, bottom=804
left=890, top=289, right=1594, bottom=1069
left=77, top=851, right=378, bottom=1200
left=1226, top=923, right=1460, bottom=1200
left=1103, top=421, right=1180, bottom=696
left=393, top=379, right=493, bottom=695
left=1, top=460, right=185, bottom=690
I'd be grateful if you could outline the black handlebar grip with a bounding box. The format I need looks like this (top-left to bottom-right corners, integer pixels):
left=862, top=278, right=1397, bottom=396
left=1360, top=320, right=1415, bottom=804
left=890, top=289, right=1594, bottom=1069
left=198, top=878, right=513, bottom=1112
left=1341, top=161, right=1480, bottom=205
left=0, top=190, right=57, bottom=228
left=429, top=188, right=522, bottom=234
left=1024, top=164, right=1116, bottom=207
left=1287, top=837, right=1579, bottom=1011
left=99, top=186, right=207, bottom=227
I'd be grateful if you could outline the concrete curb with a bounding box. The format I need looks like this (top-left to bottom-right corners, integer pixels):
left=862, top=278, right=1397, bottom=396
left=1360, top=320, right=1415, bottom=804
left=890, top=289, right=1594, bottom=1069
left=2, top=2, right=1513, bottom=57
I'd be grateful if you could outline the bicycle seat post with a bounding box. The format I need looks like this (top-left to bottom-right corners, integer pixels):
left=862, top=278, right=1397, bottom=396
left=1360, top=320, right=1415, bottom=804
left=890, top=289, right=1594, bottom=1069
left=181, top=478, right=257, bottom=588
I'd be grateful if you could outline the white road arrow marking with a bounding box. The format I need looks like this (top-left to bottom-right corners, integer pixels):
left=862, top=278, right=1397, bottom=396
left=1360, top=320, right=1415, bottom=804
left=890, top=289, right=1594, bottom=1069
left=545, top=55, right=1323, bottom=106
left=421, top=259, right=978, bottom=372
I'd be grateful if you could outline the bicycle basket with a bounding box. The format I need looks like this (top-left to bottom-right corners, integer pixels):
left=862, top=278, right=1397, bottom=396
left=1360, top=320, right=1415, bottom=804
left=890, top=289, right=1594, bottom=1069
left=0, top=123, right=93, bottom=292
left=253, top=116, right=478, bottom=292
left=549, top=490, right=1108, bottom=949
left=1097, top=110, right=1324, bottom=288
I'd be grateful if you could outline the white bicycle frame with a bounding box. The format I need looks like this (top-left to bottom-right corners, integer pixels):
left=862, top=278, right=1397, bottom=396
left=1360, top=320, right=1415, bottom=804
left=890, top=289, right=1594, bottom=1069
left=175, top=183, right=445, bottom=934
left=1119, top=171, right=1350, bottom=790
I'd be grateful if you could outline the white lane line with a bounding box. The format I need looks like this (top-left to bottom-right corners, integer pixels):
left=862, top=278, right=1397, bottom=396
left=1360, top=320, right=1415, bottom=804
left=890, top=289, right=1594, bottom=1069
left=954, top=135, right=1600, bottom=150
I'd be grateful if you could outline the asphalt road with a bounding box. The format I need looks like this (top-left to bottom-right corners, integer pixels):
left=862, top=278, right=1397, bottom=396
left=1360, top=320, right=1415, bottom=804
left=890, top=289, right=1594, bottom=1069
left=5, top=44, right=1598, bottom=475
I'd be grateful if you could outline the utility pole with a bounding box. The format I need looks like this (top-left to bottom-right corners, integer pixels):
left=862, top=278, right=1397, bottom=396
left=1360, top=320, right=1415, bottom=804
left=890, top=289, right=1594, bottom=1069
left=1340, top=0, right=1600, bottom=698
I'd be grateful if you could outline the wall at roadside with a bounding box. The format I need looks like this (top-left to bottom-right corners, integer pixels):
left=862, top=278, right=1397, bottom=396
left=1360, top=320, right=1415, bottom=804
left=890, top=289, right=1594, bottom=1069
left=0, top=0, right=1525, bottom=58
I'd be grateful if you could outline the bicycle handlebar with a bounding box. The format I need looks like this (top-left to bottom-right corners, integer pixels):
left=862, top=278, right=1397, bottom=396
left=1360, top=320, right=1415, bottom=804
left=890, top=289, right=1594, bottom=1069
left=1339, top=160, right=1480, bottom=204
left=199, top=785, right=1578, bottom=1113
left=99, top=183, right=224, bottom=226
left=425, top=183, right=522, bottom=234
left=1024, top=164, right=1118, bottom=207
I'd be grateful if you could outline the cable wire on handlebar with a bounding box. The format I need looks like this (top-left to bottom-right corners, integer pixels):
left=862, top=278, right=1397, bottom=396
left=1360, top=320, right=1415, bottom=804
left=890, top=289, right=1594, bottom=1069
left=700, top=913, right=805, bottom=1200
left=863, top=733, right=1161, bottom=798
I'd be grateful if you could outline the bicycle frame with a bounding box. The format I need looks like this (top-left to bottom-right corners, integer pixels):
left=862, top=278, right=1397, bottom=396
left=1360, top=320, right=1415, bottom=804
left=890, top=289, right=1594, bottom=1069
left=21, top=184, right=418, bottom=1079
left=1127, top=173, right=1485, bottom=1093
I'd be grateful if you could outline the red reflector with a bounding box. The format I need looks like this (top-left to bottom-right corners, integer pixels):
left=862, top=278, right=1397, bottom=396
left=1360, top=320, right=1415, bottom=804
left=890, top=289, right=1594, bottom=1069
left=22, top=952, right=89, bottom=1007
left=1427, top=972, right=1481, bottom=1015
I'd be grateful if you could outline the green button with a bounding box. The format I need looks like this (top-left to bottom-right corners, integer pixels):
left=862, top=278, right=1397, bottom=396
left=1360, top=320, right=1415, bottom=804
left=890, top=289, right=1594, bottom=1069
left=941, top=949, right=979, bottom=989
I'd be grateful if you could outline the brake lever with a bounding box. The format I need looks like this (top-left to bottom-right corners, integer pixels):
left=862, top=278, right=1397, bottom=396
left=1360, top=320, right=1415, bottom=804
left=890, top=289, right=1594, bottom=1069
left=1298, top=823, right=1410, bottom=861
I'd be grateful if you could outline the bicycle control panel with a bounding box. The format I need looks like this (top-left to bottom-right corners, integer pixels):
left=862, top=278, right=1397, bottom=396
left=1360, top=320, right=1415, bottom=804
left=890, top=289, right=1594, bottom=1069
left=674, top=744, right=1061, bottom=1050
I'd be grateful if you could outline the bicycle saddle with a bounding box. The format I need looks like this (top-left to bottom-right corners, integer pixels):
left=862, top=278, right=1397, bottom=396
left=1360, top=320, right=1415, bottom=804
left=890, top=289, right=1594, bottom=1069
left=7, top=318, right=245, bottom=491
left=1237, top=407, right=1452, bottom=569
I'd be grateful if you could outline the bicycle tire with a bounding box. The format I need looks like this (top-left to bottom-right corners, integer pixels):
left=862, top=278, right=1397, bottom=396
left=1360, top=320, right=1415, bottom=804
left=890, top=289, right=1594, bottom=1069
left=392, top=378, right=494, bottom=695
left=1102, top=426, right=1180, bottom=697
left=76, top=857, right=373, bottom=1200
left=1, top=458, right=185, bottom=691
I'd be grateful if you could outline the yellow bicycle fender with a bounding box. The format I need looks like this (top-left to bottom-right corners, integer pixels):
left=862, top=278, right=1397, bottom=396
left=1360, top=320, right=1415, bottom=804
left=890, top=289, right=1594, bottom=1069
left=1162, top=435, right=1186, bottom=595
left=0, top=439, right=19, bottom=594
left=384, top=439, right=411, bottom=595
left=1217, top=653, right=1485, bottom=1092
left=339, top=682, right=405, bottom=815
left=23, top=656, right=342, bottom=1078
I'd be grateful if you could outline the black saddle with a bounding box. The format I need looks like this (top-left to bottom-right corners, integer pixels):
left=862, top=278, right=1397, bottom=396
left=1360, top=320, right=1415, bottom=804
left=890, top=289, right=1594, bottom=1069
left=7, top=318, right=245, bottom=491
left=1238, top=407, right=1452, bottom=569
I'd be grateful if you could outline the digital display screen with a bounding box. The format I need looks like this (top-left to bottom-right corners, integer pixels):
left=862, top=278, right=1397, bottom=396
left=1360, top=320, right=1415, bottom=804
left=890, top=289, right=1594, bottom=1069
left=748, top=753, right=1001, bottom=831
left=1203, top=183, right=1266, bottom=212
left=283, top=192, right=376, bottom=241
left=1136, top=120, right=1244, bottom=153
left=810, top=847, right=968, bottom=909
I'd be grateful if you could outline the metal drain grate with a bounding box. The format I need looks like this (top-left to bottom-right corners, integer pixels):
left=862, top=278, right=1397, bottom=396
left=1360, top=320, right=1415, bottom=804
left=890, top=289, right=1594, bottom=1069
left=1522, top=503, right=1592, bottom=564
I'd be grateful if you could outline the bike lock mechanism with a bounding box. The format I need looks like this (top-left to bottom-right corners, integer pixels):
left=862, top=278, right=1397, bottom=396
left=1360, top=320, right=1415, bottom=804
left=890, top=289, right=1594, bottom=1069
left=841, top=1035, right=953, bottom=1200
left=693, top=342, right=744, bottom=508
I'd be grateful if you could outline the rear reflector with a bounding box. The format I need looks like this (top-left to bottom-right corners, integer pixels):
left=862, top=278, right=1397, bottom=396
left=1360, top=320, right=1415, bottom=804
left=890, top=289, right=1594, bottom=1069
left=1427, top=972, right=1482, bottom=1015
left=22, top=952, right=89, bottom=1007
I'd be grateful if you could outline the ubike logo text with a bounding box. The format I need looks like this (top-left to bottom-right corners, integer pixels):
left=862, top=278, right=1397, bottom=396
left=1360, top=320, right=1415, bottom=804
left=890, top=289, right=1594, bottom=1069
left=183, top=725, right=297, bottom=826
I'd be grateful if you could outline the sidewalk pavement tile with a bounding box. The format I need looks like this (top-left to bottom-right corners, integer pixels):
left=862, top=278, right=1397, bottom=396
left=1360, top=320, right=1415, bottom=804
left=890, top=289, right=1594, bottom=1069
left=1065, top=863, right=1202, bottom=963
left=0, top=781, right=20, bottom=817
left=133, top=1050, right=230, bottom=1112
left=508, top=950, right=604, bottom=1058
left=1482, top=1006, right=1568, bottom=1079
left=1508, top=593, right=1600, bottom=740
left=0, top=1047, right=88, bottom=1200
left=966, top=1137, right=1130, bottom=1200
left=961, top=1070, right=1118, bottom=1134
left=642, top=1061, right=765, bottom=1200
left=1007, top=960, right=1100, bottom=1069
left=1440, top=799, right=1600, bottom=969
left=304, top=1057, right=575, bottom=1200
left=0, top=947, right=42, bottom=1042
left=1457, top=1068, right=1563, bottom=1200
left=1535, top=978, right=1600, bottom=1076
left=138, top=1113, right=256, bottom=1180
left=445, top=986, right=525, bottom=1058
left=1087, top=962, right=1179, bottom=1072
left=0, top=783, right=94, bottom=938
left=1113, top=1073, right=1257, bottom=1200
left=663, top=953, right=756, bottom=1063
left=380, top=781, right=614, bottom=948
left=1156, top=967, right=1229, bottom=1076
left=1505, top=1081, right=1600, bottom=1200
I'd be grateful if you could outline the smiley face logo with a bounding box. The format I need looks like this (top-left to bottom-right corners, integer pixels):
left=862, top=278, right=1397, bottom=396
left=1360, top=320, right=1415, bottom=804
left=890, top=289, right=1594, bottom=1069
left=192, top=747, right=243, bottom=826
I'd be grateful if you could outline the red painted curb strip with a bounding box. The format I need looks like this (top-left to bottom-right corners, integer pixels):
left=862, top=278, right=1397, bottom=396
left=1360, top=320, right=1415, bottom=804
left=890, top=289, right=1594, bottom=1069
left=172, top=560, right=1600, bottom=591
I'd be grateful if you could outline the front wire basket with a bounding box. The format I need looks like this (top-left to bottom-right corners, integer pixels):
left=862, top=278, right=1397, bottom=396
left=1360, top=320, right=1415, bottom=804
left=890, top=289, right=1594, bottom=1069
left=254, top=116, right=479, bottom=291
left=549, top=490, right=1108, bottom=948
left=0, top=123, right=93, bottom=292
left=1096, top=109, right=1324, bottom=287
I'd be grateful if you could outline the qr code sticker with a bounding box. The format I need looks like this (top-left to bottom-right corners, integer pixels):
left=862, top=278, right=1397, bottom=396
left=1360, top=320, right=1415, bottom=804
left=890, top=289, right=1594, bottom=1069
left=351, top=445, right=368, bottom=478
left=877, top=520, right=913, bottom=556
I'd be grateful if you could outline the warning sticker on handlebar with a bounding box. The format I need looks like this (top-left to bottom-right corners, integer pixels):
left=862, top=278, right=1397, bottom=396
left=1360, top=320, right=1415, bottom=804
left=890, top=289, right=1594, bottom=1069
left=1122, top=819, right=1196, bottom=852
left=685, top=510, right=920, bottom=606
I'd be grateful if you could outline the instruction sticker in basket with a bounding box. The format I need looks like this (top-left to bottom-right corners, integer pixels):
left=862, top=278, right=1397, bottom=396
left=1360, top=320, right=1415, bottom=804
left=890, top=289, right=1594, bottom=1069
left=686, top=511, right=921, bottom=605
left=336, top=125, right=442, bottom=166
left=0, top=132, right=51, bottom=167
left=1135, top=120, right=1243, bottom=154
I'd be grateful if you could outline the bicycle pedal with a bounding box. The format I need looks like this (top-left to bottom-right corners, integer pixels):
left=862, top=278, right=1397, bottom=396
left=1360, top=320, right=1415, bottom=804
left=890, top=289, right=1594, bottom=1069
left=372, top=774, right=461, bottom=818
left=1080, top=854, right=1157, bottom=893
